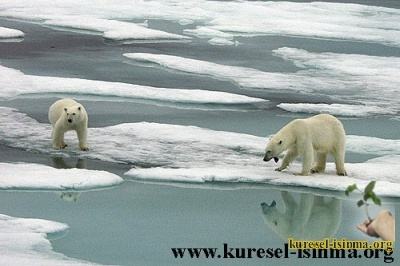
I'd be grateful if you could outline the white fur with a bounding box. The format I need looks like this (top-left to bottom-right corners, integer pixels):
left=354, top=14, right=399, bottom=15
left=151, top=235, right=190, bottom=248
left=264, top=114, right=346, bottom=176
left=48, top=98, right=89, bottom=151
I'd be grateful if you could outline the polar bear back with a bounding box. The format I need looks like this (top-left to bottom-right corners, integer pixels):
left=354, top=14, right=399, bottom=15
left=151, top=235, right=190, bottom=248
left=296, top=114, right=345, bottom=150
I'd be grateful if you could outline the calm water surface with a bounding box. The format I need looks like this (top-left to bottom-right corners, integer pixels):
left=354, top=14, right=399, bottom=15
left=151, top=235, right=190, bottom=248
left=0, top=10, right=398, bottom=266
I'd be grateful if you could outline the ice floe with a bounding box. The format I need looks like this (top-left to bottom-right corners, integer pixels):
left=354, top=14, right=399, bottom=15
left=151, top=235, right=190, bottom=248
left=0, top=26, right=24, bottom=40
left=0, top=64, right=267, bottom=110
left=1, top=107, right=399, bottom=197
left=43, top=17, right=191, bottom=43
left=0, top=162, right=124, bottom=191
left=0, top=214, right=97, bottom=265
left=277, top=103, right=396, bottom=117
left=0, top=1, right=399, bottom=46
left=125, top=157, right=400, bottom=198
left=124, top=49, right=400, bottom=118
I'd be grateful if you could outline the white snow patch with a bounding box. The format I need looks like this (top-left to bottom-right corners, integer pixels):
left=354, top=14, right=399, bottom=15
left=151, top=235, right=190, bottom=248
left=0, top=214, right=97, bottom=265
left=0, top=26, right=24, bottom=39
left=126, top=156, right=400, bottom=198
left=43, top=17, right=190, bottom=42
left=208, top=38, right=235, bottom=46
left=1, top=107, right=399, bottom=196
left=0, top=162, right=124, bottom=191
left=0, top=1, right=399, bottom=46
left=277, top=103, right=396, bottom=117
left=0, top=64, right=267, bottom=109
left=124, top=49, right=400, bottom=118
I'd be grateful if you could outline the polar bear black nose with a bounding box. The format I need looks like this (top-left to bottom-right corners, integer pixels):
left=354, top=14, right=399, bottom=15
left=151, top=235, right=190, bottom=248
left=68, top=119, right=72, bottom=123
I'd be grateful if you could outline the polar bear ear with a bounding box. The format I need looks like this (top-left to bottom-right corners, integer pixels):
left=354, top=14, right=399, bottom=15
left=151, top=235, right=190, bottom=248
left=278, top=140, right=282, bottom=145
left=64, top=108, right=68, bottom=112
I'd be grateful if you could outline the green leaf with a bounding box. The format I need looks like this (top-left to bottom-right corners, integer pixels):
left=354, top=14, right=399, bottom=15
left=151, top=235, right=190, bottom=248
left=364, top=192, right=372, bottom=201
left=357, top=200, right=364, bottom=207
left=371, top=195, right=382, bottom=206
left=345, top=184, right=358, bottom=196
left=364, top=181, right=376, bottom=194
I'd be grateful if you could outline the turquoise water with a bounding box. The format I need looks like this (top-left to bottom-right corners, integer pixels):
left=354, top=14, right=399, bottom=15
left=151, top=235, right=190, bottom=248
left=0, top=2, right=399, bottom=264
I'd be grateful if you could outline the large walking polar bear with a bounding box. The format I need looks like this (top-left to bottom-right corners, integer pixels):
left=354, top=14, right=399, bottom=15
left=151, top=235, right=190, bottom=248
left=48, top=98, right=89, bottom=151
left=263, top=114, right=346, bottom=176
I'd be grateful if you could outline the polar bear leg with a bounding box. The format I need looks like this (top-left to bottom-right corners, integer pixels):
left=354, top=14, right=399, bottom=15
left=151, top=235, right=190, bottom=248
left=333, top=151, right=347, bottom=176
left=297, top=143, right=313, bottom=176
left=276, top=147, right=298, bottom=172
left=311, top=152, right=327, bottom=173
left=52, top=127, right=67, bottom=149
left=76, top=128, right=89, bottom=151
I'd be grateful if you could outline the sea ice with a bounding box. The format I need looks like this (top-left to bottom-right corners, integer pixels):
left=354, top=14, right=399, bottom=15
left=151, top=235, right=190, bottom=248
left=0, top=214, right=97, bottom=265
left=124, top=49, right=400, bottom=118
left=1, top=107, right=399, bottom=197
left=0, top=26, right=24, bottom=39
left=43, top=17, right=190, bottom=42
left=0, top=162, right=124, bottom=191
left=277, top=103, right=396, bottom=117
left=125, top=158, right=400, bottom=198
left=0, top=64, right=267, bottom=109
left=0, top=1, right=399, bottom=46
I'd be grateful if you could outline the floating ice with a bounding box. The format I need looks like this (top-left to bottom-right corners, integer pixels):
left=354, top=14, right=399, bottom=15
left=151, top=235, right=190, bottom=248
left=346, top=136, right=400, bottom=156
left=43, top=17, right=191, bottom=43
left=208, top=38, right=235, bottom=46
left=0, top=162, right=124, bottom=191
left=124, top=52, right=294, bottom=90
left=184, top=1, right=400, bottom=47
left=1, top=107, right=399, bottom=196
left=126, top=157, right=400, bottom=198
left=124, top=49, right=400, bottom=118
left=0, top=26, right=24, bottom=39
left=0, top=1, right=399, bottom=46
left=0, top=64, right=267, bottom=109
left=0, top=214, right=96, bottom=265
left=277, top=103, right=396, bottom=117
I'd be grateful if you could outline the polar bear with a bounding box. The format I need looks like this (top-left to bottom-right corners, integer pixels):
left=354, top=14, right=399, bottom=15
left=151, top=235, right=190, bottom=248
left=263, top=114, right=346, bottom=176
left=261, top=191, right=342, bottom=240
left=48, top=98, right=89, bottom=151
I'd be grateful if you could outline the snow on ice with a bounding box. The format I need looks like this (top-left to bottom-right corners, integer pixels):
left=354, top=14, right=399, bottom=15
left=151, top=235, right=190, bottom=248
left=0, top=64, right=267, bottom=109
left=0, top=26, right=24, bottom=40
left=0, top=214, right=97, bottom=265
left=124, top=49, right=400, bottom=118
left=0, top=1, right=399, bottom=46
left=277, top=103, right=396, bottom=117
left=0, top=162, right=123, bottom=191
left=0, top=107, right=399, bottom=197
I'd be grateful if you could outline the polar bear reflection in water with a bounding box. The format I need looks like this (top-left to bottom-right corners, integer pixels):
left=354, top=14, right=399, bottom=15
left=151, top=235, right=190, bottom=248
left=51, top=157, right=85, bottom=202
left=261, top=191, right=341, bottom=240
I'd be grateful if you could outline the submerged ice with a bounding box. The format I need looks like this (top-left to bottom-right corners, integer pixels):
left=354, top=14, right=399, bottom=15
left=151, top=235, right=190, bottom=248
left=1, top=107, right=399, bottom=197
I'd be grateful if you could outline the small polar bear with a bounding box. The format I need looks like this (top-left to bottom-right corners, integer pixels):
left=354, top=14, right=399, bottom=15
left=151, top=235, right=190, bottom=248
left=48, top=98, right=89, bottom=151
left=263, top=114, right=346, bottom=176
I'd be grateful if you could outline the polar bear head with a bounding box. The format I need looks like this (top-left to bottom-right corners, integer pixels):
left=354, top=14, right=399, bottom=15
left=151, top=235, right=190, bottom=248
left=263, top=137, right=285, bottom=163
left=64, top=105, right=83, bottom=124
